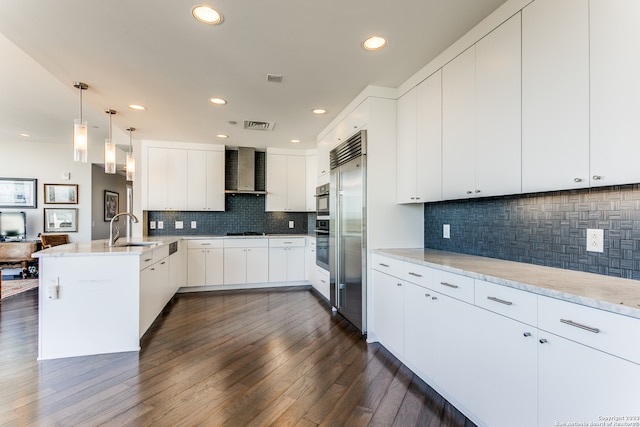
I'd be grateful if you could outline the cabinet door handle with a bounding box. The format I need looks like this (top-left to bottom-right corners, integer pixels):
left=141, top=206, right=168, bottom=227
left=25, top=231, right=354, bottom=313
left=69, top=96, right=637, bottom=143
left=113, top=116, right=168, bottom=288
left=378, top=263, right=390, bottom=268
left=592, top=175, right=602, bottom=181
left=475, top=189, right=481, bottom=193
left=440, top=281, right=459, bottom=289
left=424, top=293, right=431, bottom=298
left=466, top=190, right=473, bottom=195
left=396, top=283, right=402, bottom=287
left=431, top=296, right=438, bottom=300
left=574, top=177, right=582, bottom=183
left=560, top=319, right=600, bottom=334
left=161, top=261, right=166, bottom=265
left=487, top=296, right=513, bottom=306
left=408, top=272, right=422, bottom=278
left=539, top=338, right=548, bottom=344
left=523, top=332, right=532, bottom=337
left=144, top=258, right=152, bottom=262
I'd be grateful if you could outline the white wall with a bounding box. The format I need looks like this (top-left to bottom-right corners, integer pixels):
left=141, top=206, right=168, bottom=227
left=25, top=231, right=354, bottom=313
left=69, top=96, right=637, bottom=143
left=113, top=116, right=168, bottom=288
left=0, top=137, right=135, bottom=242
left=91, top=164, right=128, bottom=240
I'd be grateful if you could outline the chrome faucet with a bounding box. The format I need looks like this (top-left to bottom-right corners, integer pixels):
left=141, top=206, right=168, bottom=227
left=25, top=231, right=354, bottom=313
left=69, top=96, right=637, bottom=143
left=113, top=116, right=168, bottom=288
left=108, top=212, right=139, bottom=246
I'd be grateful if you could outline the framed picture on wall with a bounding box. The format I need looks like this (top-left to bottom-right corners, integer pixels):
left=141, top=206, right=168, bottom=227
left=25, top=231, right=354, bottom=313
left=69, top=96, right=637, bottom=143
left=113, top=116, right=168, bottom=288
left=0, top=178, right=37, bottom=208
left=104, top=190, right=119, bottom=221
left=44, top=208, right=78, bottom=232
left=44, top=184, right=78, bottom=204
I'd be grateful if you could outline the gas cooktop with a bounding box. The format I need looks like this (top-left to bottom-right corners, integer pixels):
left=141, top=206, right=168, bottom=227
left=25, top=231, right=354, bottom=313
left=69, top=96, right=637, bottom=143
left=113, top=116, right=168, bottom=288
left=226, top=231, right=266, bottom=236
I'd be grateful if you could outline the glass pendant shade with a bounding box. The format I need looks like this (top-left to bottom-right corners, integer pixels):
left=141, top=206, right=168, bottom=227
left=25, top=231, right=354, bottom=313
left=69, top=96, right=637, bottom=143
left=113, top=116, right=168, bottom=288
left=125, top=152, right=135, bottom=181
left=73, top=119, right=88, bottom=162
left=104, top=139, right=116, bottom=174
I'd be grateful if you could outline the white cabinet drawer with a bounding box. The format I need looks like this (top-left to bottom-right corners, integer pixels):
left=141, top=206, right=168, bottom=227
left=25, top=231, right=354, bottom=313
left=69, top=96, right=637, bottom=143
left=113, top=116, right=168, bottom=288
left=371, top=254, right=403, bottom=278
left=538, top=296, right=640, bottom=365
left=402, top=262, right=432, bottom=288
left=223, top=238, right=268, bottom=248
left=431, top=269, right=474, bottom=303
left=140, top=251, right=155, bottom=270
left=269, top=237, right=305, bottom=248
left=475, top=280, right=537, bottom=326
left=187, top=239, right=223, bottom=249
left=154, top=245, right=169, bottom=259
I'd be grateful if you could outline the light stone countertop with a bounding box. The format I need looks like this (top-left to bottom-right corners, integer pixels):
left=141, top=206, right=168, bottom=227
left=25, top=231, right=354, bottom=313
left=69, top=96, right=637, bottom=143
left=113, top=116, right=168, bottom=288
left=33, top=234, right=313, bottom=258
left=372, top=248, right=640, bottom=320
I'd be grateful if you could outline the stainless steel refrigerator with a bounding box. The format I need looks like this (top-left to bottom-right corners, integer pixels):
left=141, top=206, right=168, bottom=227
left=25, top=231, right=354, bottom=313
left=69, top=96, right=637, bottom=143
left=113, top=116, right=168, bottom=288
left=329, top=130, right=367, bottom=334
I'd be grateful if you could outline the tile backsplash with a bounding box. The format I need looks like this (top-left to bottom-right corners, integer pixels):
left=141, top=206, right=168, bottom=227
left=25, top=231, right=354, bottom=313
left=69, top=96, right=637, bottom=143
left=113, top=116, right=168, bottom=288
left=424, top=184, right=640, bottom=280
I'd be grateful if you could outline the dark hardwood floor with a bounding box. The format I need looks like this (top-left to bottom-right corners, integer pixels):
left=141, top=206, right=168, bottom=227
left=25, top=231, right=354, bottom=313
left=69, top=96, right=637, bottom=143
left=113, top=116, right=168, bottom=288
left=0, top=286, right=476, bottom=426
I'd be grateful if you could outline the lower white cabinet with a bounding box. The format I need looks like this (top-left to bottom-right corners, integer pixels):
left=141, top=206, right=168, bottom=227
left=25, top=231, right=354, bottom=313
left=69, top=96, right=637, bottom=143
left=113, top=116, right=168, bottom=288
left=140, top=254, right=169, bottom=337
left=372, top=270, right=404, bottom=356
left=187, top=240, right=223, bottom=286
left=223, top=239, right=269, bottom=285
left=313, top=266, right=330, bottom=300
left=268, top=238, right=305, bottom=282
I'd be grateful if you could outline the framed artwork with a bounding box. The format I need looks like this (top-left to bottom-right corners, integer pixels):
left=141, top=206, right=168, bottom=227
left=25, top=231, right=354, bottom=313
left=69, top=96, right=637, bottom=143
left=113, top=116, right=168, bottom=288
left=44, top=184, right=78, bottom=204
left=0, top=178, right=37, bottom=208
left=104, top=190, right=119, bottom=221
left=44, top=208, right=78, bottom=232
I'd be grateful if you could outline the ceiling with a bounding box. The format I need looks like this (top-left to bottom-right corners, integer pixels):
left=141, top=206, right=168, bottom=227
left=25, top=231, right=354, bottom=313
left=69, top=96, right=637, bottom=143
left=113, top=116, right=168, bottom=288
left=0, top=0, right=507, bottom=151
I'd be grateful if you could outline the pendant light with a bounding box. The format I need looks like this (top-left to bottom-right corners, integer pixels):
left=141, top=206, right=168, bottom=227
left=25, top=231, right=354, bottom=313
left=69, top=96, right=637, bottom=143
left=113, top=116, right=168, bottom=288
left=125, top=127, right=136, bottom=181
left=73, top=82, right=89, bottom=162
left=104, top=109, right=117, bottom=174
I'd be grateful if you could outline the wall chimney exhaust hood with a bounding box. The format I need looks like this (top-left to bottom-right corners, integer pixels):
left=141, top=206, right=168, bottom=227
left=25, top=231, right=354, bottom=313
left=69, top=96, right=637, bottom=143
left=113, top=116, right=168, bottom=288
left=225, top=147, right=267, bottom=195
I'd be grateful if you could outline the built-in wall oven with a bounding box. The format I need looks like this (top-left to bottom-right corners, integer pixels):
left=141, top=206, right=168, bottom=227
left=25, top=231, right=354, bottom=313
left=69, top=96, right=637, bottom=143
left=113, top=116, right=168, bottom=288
left=315, top=217, right=329, bottom=270
left=315, top=184, right=330, bottom=217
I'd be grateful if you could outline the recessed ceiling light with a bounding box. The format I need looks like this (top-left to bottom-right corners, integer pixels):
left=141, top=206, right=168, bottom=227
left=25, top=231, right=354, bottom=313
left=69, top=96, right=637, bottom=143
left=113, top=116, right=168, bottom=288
left=363, top=36, right=387, bottom=51
left=18, top=133, right=30, bottom=138
left=128, top=104, right=147, bottom=111
left=209, top=97, right=227, bottom=105
left=312, top=108, right=327, bottom=115
left=192, top=5, right=223, bottom=25
left=216, top=134, right=229, bottom=139
left=291, top=139, right=300, bottom=144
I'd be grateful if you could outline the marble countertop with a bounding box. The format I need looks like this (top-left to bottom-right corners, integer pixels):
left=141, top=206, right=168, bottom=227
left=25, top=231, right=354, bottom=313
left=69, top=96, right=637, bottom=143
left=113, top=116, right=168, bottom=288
left=33, top=234, right=313, bottom=258
left=372, top=248, right=640, bottom=319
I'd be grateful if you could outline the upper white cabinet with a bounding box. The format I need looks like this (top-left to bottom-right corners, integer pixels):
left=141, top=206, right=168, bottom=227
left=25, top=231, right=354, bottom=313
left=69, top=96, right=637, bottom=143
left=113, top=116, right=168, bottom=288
left=147, top=147, right=188, bottom=210
left=266, top=149, right=307, bottom=212
left=144, top=142, right=225, bottom=211
left=305, top=150, right=317, bottom=211
left=396, top=70, right=442, bottom=204
left=187, top=149, right=225, bottom=211
left=589, top=0, right=640, bottom=187
left=317, top=132, right=333, bottom=185
left=522, top=0, right=590, bottom=193
left=442, top=13, right=521, bottom=200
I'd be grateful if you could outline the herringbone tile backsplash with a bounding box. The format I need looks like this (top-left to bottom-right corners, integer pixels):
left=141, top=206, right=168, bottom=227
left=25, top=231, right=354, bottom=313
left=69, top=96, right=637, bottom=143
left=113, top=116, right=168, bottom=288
left=424, top=184, right=640, bottom=280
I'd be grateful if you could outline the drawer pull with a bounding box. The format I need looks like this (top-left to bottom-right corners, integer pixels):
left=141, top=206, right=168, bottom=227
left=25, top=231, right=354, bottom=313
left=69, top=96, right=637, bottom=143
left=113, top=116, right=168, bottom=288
left=440, top=281, right=459, bottom=289
left=161, top=261, right=166, bottom=265
left=379, top=263, right=390, bottom=268
left=487, top=296, right=513, bottom=306
left=560, top=319, right=600, bottom=334
left=408, top=272, right=422, bottom=278
left=523, top=332, right=532, bottom=337
left=201, top=243, right=211, bottom=246
left=424, top=293, right=431, bottom=298
left=144, top=258, right=152, bottom=262
left=539, top=339, right=548, bottom=344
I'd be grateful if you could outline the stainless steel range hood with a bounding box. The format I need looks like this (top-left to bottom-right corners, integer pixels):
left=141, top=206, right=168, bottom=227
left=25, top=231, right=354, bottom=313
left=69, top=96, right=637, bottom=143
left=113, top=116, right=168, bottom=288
left=225, top=147, right=267, bottom=195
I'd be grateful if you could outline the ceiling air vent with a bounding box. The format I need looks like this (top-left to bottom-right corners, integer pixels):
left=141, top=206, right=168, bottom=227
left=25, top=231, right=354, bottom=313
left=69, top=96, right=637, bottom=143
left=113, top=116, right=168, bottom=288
left=243, top=120, right=276, bottom=131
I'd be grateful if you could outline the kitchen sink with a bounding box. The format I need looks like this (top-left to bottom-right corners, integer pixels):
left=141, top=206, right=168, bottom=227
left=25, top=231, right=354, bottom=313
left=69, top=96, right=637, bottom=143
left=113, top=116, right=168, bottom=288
left=114, top=241, right=160, bottom=247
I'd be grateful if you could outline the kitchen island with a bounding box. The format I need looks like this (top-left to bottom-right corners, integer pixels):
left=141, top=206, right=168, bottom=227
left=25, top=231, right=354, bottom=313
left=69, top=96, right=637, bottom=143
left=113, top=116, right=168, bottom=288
left=33, top=237, right=180, bottom=360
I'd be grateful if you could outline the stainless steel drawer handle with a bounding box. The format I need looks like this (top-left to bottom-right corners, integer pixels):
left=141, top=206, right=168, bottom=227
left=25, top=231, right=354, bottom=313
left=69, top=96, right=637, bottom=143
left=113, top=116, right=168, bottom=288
left=487, top=296, right=513, bottom=306
left=379, top=263, right=390, bottom=268
left=408, top=272, right=422, bottom=278
left=560, top=319, right=600, bottom=334
left=201, top=243, right=211, bottom=245
left=440, top=281, right=459, bottom=289
left=144, top=258, right=152, bottom=262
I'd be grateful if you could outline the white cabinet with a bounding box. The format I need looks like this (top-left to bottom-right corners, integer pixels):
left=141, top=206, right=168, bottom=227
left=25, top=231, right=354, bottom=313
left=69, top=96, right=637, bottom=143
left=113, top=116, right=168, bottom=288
left=223, top=238, right=269, bottom=285
left=317, top=130, right=334, bottom=185
left=268, top=238, right=305, bottom=282
left=522, top=0, right=590, bottom=193
left=589, top=0, right=640, bottom=187
left=168, top=240, right=185, bottom=293
left=147, top=147, right=188, bottom=210
left=372, top=269, right=404, bottom=356
left=186, top=240, right=223, bottom=286
left=140, top=251, right=169, bottom=337
left=305, top=151, right=317, bottom=211
left=266, top=150, right=307, bottom=212
left=313, top=266, right=330, bottom=300
left=187, top=149, right=225, bottom=211
left=397, top=70, right=442, bottom=204
left=305, top=237, right=316, bottom=281
left=442, top=14, right=521, bottom=200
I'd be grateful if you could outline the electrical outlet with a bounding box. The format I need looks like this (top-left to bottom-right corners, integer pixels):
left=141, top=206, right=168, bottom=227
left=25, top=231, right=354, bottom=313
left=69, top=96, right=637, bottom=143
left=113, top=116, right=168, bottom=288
left=150, top=221, right=156, bottom=230
left=289, top=220, right=294, bottom=229
left=443, top=224, right=450, bottom=239
left=157, top=221, right=164, bottom=229
left=586, top=228, right=604, bottom=253
left=191, top=221, right=197, bottom=229
left=175, top=221, right=183, bottom=229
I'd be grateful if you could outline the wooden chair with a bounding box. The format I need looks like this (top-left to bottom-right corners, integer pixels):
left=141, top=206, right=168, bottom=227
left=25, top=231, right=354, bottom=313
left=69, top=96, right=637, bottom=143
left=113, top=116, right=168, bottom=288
left=40, top=234, right=69, bottom=249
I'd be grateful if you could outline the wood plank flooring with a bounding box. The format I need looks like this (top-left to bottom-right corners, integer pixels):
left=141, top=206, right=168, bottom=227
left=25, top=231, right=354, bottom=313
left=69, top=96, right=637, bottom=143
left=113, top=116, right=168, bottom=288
left=0, top=286, right=476, bottom=427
